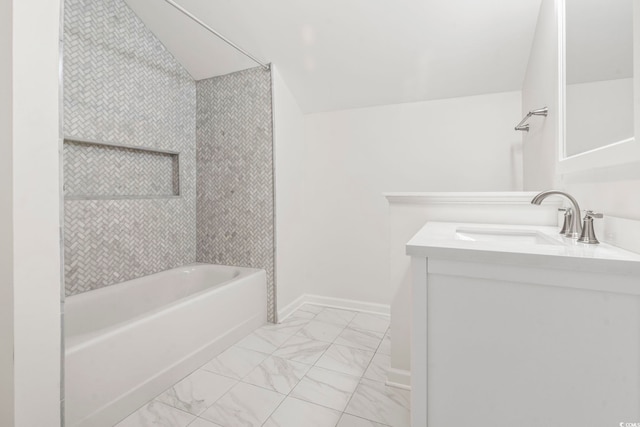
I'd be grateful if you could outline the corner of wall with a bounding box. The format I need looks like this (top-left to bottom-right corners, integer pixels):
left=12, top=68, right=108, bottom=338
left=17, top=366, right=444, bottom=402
left=271, top=65, right=308, bottom=310
left=522, top=0, right=559, bottom=190
left=0, top=0, right=14, bottom=424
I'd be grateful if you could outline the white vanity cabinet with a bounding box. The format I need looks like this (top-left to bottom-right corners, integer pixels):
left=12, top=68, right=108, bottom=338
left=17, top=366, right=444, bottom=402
left=408, top=222, right=640, bottom=427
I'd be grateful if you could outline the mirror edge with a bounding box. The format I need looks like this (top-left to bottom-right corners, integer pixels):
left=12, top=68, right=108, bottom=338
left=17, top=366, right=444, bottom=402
left=557, top=0, right=640, bottom=174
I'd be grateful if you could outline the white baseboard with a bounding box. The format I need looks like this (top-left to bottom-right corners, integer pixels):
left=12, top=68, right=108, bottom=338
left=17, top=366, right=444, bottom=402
left=386, top=367, right=411, bottom=390
left=278, top=294, right=390, bottom=322
left=277, top=294, right=308, bottom=322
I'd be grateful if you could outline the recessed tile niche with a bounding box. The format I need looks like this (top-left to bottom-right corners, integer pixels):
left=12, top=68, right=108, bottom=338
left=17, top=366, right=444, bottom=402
left=64, top=139, right=180, bottom=199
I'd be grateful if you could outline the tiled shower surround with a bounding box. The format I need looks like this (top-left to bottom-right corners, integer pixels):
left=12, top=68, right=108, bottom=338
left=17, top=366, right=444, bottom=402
left=64, top=141, right=180, bottom=198
left=63, top=0, right=196, bottom=296
left=63, top=0, right=277, bottom=320
left=196, top=68, right=276, bottom=322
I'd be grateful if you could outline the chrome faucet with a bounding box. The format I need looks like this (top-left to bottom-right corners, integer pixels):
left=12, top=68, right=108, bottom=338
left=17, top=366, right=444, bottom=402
left=531, top=190, right=582, bottom=238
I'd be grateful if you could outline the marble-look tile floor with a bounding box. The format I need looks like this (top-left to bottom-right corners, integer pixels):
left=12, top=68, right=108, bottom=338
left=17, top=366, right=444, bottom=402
left=115, top=305, right=409, bottom=427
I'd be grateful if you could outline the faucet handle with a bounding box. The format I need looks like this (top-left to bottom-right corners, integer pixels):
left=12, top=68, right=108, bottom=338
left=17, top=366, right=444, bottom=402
left=584, top=210, right=603, bottom=219
left=578, top=211, right=603, bottom=244
left=558, top=207, right=573, bottom=235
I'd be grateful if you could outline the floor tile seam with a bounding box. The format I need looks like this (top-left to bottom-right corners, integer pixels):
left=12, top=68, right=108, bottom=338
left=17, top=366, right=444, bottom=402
left=346, top=378, right=411, bottom=426
left=187, top=416, right=224, bottom=427
left=340, top=383, right=361, bottom=424
left=339, top=412, right=393, bottom=427
left=288, top=310, right=319, bottom=321
left=200, top=349, right=272, bottom=380
left=257, top=373, right=299, bottom=427
left=342, top=385, right=397, bottom=427
left=151, top=364, right=212, bottom=407
left=199, top=384, right=278, bottom=427
left=197, top=366, right=244, bottom=381
left=189, top=377, right=241, bottom=420
left=227, top=344, right=273, bottom=358
left=260, top=324, right=300, bottom=337
left=368, top=327, right=390, bottom=355
left=236, top=349, right=315, bottom=390
left=263, top=395, right=345, bottom=427
left=314, top=319, right=354, bottom=328
left=273, top=329, right=335, bottom=364
left=304, top=317, right=351, bottom=330
left=260, top=327, right=304, bottom=340
left=287, top=367, right=362, bottom=413
left=125, top=308, right=383, bottom=426
left=231, top=349, right=318, bottom=425
left=293, top=320, right=350, bottom=345
left=237, top=355, right=313, bottom=392
left=213, top=381, right=287, bottom=426
left=208, top=330, right=372, bottom=423
left=333, top=339, right=382, bottom=353
left=329, top=340, right=378, bottom=357
left=340, top=324, right=387, bottom=339
left=288, top=388, right=356, bottom=414
left=258, top=333, right=348, bottom=427
left=306, top=365, right=362, bottom=381
left=319, top=317, right=351, bottom=345
left=148, top=398, right=200, bottom=419
left=359, top=374, right=389, bottom=386
left=346, top=325, right=390, bottom=334
left=344, top=317, right=390, bottom=335
left=150, top=348, right=255, bottom=419
left=237, top=377, right=291, bottom=395
left=335, top=325, right=386, bottom=351
left=162, top=347, right=277, bottom=418
left=308, top=360, right=369, bottom=379
left=340, top=354, right=391, bottom=425
left=236, top=330, right=294, bottom=354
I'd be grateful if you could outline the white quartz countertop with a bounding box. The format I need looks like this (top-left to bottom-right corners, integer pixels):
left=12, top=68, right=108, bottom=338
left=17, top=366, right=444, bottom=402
left=407, top=222, right=640, bottom=276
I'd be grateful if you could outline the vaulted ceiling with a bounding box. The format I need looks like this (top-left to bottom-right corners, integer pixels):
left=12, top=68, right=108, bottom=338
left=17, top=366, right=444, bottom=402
left=125, top=0, right=542, bottom=113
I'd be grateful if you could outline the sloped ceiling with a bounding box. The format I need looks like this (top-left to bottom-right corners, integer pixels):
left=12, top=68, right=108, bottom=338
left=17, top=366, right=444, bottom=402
left=125, top=0, right=542, bottom=113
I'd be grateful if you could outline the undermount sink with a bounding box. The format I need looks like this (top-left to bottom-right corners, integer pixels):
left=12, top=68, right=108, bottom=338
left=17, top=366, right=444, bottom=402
left=454, top=227, right=562, bottom=246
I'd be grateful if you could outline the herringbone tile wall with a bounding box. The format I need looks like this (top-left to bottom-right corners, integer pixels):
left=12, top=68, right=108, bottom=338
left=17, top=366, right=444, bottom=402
left=63, top=0, right=277, bottom=321
left=63, top=0, right=196, bottom=295
left=64, top=140, right=179, bottom=198
left=196, top=68, right=277, bottom=322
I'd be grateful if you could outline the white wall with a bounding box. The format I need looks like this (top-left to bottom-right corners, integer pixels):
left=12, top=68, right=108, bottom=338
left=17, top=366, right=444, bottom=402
left=285, top=91, right=523, bottom=306
left=10, top=0, right=63, bottom=425
left=522, top=0, right=559, bottom=190
left=523, top=0, right=640, bottom=224
left=0, top=0, right=14, bottom=424
left=272, top=65, right=307, bottom=311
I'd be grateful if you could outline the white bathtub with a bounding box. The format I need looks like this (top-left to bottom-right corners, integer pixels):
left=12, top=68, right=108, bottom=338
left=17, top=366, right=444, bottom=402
left=65, top=263, right=267, bottom=427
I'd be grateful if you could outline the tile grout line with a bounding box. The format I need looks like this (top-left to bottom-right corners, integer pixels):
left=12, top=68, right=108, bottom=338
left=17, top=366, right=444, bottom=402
left=235, top=306, right=334, bottom=426
left=258, top=306, right=356, bottom=426
left=120, top=306, right=392, bottom=427
left=282, top=307, right=389, bottom=426
left=336, top=314, right=392, bottom=426
left=148, top=330, right=268, bottom=423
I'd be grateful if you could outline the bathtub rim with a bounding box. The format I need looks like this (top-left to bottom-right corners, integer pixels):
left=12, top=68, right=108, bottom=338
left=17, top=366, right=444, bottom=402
left=65, top=263, right=265, bottom=353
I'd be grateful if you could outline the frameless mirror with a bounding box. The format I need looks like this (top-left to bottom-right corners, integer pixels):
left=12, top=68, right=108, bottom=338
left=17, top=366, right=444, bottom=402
left=561, top=0, right=637, bottom=162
